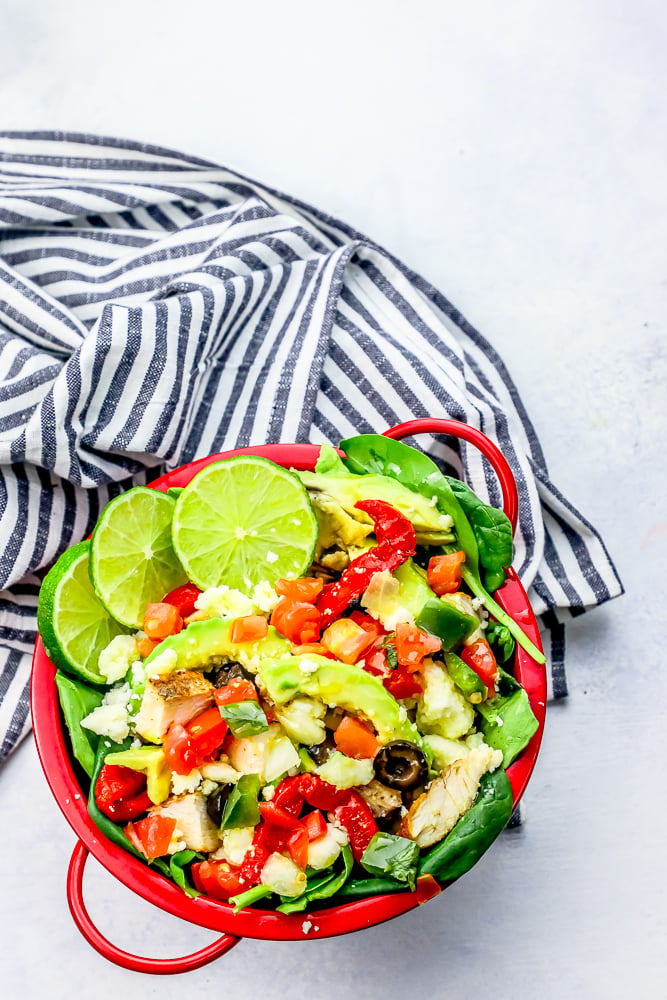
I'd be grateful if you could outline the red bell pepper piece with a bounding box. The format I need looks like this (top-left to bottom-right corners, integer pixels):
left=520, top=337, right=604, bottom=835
left=95, top=764, right=152, bottom=821
left=384, top=665, right=424, bottom=700
left=287, top=826, right=310, bottom=869
left=271, top=775, right=307, bottom=816
left=415, top=874, right=442, bottom=904
left=238, top=836, right=272, bottom=889
left=316, top=500, right=416, bottom=627
left=258, top=801, right=304, bottom=831
left=332, top=791, right=378, bottom=862
left=162, top=582, right=202, bottom=618
left=304, top=810, right=327, bottom=841
left=192, top=860, right=242, bottom=900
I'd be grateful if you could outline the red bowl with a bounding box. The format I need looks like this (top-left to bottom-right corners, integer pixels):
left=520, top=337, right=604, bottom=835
left=31, top=419, right=546, bottom=974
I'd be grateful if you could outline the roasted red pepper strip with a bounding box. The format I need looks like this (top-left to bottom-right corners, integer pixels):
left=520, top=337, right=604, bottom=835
left=162, top=582, right=203, bottom=618
left=332, top=791, right=378, bottom=862
left=95, top=764, right=152, bottom=821
left=316, top=500, right=416, bottom=627
left=238, top=835, right=272, bottom=889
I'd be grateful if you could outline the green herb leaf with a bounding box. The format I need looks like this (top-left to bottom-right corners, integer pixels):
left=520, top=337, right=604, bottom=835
left=169, top=850, right=203, bottom=897
left=221, top=773, right=261, bottom=830
left=218, top=699, right=269, bottom=738
left=55, top=670, right=104, bottom=777
left=476, top=672, right=539, bottom=767
left=361, top=832, right=420, bottom=890
left=485, top=621, right=516, bottom=662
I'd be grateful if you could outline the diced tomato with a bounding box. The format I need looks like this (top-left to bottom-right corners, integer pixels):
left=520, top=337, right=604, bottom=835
left=461, top=638, right=498, bottom=693
left=258, top=802, right=303, bottom=831
left=287, top=826, right=310, bottom=869
left=394, top=623, right=442, bottom=669
left=192, top=860, right=242, bottom=900
left=415, top=874, right=442, bottom=904
left=349, top=610, right=386, bottom=640
left=384, top=665, right=423, bottom=700
left=143, top=602, right=183, bottom=639
left=321, top=618, right=376, bottom=664
left=164, top=707, right=228, bottom=775
left=361, top=642, right=392, bottom=678
left=291, top=642, right=336, bottom=658
left=229, top=615, right=268, bottom=644
left=214, top=677, right=258, bottom=706
left=128, top=815, right=177, bottom=859
left=303, top=810, right=327, bottom=841
left=275, top=577, right=323, bottom=602
left=334, top=716, right=379, bottom=760
left=427, top=551, right=465, bottom=596
left=162, top=583, right=202, bottom=618
left=137, top=636, right=160, bottom=657
left=271, top=597, right=321, bottom=644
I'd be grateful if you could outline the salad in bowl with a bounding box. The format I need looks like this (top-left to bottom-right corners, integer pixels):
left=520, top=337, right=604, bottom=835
left=36, top=430, right=545, bottom=921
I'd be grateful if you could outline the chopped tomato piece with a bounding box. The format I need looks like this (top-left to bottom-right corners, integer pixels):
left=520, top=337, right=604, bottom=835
left=192, top=860, right=242, bottom=900
left=271, top=597, right=321, bottom=644
left=349, top=610, right=386, bottom=640
left=162, top=583, right=202, bottom=618
left=137, top=636, right=160, bottom=657
left=321, top=618, right=376, bottom=664
left=214, top=677, right=258, bottom=706
left=334, top=716, right=379, bottom=760
left=164, top=707, right=228, bottom=775
left=384, top=665, right=423, bottom=700
left=303, top=810, right=327, bottom=841
left=230, top=615, right=268, bottom=644
left=361, top=642, right=393, bottom=678
left=291, top=642, right=336, bottom=658
left=415, top=874, right=442, bottom=904
left=287, top=826, right=310, bottom=869
left=127, top=815, right=177, bottom=859
left=461, top=638, right=498, bottom=693
left=275, top=577, right=323, bottom=602
left=427, top=551, right=465, bottom=596
left=143, top=602, right=183, bottom=639
left=395, top=623, right=442, bottom=669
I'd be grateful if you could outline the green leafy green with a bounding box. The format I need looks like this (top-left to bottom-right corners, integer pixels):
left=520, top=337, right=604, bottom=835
left=446, top=477, right=513, bottom=592
left=361, top=833, right=420, bottom=890
left=476, top=668, right=539, bottom=767
left=277, top=845, right=354, bottom=914
left=334, top=876, right=408, bottom=898
left=218, top=700, right=269, bottom=738
left=169, top=850, right=203, bottom=898
left=221, top=773, right=261, bottom=830
left=55, top=670, right=104, bottom=777
left=485, top=621, right=516, bottom=662
left=339, top=434, right=545, bottom=664
left=87, top=737, right=145, bottom=860
left=418, top=769, right=513, bottom=882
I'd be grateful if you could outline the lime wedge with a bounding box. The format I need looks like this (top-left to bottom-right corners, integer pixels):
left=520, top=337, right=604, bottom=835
left=172, top=456, right=318, bottom=593
left=90, top=487, right=188, bottom=628
left=37, top=541, right=127, bottom=684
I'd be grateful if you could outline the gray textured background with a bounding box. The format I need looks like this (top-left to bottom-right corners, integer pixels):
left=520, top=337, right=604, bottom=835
left=1, top=1, right=665, bottom=997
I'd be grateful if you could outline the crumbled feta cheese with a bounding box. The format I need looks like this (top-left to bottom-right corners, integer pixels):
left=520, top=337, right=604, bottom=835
left=98, top=634, right=139, bottom=684
left=298, top=658, right=320, bottom=675
left=262, top=785, right=275, bottom=801
left=252, top=581, right=280, bottom=614
left=200, top=779, right=218, bottom=797
left=428, top=495, right=439, bottom=507
left=438, top=513, right=454, bottom=530
left=195, top=586, right=255, bottom=621
left=81, top=681, right=134, bottom=743
left=171, top=769, right=203, bottom=795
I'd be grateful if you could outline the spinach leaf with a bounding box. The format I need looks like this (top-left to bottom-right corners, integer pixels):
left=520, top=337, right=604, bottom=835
left=334, top=876, right=408, bottom=898
left=88, top=737, right=145, bottom=860
left=476, top=669, right=539, bottom=767
left=169, top=850, right=203, bottom=898
left=485, top=621, right=516, bottom=662
left=361, top=833, right=419, bottom=890
left=55, top=671, right=105, bottom=777
left=418, top=769, right=513, bottom=882
left=340, top=434, right=545, bottom=664
left=277, top=845, right=354, bottom=914
left=218, top=700, right=269, bottom=738
left=446, top=477, right=513, bottom=592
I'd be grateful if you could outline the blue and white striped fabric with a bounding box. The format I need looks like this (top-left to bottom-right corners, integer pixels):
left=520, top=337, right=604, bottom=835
left=0, top=132, right=623, bottom=767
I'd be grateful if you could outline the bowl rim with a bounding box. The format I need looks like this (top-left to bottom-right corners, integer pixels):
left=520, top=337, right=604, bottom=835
left=31, top=441, right=546, bottom=942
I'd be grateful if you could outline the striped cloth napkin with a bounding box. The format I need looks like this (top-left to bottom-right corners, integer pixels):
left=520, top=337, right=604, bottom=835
left=0, top=132, right=623, bottom=768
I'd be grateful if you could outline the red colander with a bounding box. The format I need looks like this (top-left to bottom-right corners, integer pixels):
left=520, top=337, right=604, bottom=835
left=31, top=418, right=546, bottom=974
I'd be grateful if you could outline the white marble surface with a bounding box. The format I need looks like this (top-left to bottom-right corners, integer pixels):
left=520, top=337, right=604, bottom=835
left=1, top=1, right=666, bottom=996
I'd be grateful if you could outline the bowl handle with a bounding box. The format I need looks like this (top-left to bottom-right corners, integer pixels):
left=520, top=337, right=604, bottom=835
left=67, top=841, right=240, bottom=974
left=382, top=418, right=519, bottom=532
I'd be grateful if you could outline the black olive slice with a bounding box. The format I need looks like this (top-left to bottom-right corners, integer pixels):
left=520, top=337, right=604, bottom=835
left=373, top=741, right=428, bottom=791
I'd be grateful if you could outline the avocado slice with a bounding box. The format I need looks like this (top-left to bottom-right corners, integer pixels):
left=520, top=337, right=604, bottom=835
left=104, top=745, right=171, bottom=804
left=259, top=654, right=422, bottom=746
left=143, top=617, right=292, bottom=677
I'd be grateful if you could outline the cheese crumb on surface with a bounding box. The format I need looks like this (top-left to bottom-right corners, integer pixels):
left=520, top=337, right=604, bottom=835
left=302, top=920, right=313, bottom=934
left=252, top=581, right=281, bottom=614
left=171, top=768, right=203, bottom=796
left=98, top=634, right=139, bottom=683
left=195, top=585, right=256, bottom=621
left=81, top=683, right=133, bottom=742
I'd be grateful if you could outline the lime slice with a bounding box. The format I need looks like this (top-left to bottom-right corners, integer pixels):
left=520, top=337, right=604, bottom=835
left=37, top=540, right=127, bottom=684
left=90, top=487, right=188, bottom=628
left=172, top=456, right=319, bottom=592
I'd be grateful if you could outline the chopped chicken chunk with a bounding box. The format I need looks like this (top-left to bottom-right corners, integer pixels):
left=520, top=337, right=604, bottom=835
left=358, top=779, right=404, bottom=818
left=399, top=745, right=496, bottom=848
left=134, top=670, right=214, bottom=741
left=149, top=792, right=221, bottom=853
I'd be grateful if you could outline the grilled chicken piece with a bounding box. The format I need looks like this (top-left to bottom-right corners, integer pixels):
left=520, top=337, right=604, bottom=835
left=358, top=780, right=404, bottom=818
left=134, top=670, right=214, bottom=741
left=149, top=792, right=222, bottom=853
left=399, top=745, right=496, bottom=848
